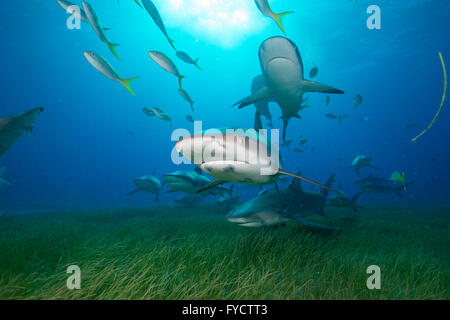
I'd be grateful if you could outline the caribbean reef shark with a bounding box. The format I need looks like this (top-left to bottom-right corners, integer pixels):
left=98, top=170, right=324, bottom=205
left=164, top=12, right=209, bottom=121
left=226, top=173, right=340, bottom=230
left=234, top=36, right=344, bottom=141
left=0, top=107, right=44, bottom=158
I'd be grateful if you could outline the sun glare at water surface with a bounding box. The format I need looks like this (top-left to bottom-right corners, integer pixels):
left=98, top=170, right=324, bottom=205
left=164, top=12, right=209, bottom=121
left=156, top=0, right=265, bottom=47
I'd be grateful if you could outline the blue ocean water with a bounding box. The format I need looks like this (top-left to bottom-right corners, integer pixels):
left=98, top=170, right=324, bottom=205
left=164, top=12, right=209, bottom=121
left=0, top=0, right=449, bottom=210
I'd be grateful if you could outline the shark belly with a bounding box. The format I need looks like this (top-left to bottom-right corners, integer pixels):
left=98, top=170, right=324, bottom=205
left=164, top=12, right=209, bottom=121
left=229, top=211, right=290, bottom=227
left=200, top=161, right=278, bottom=185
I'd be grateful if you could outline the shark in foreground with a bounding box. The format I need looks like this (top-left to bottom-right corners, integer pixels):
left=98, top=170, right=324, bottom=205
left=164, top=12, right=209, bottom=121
left=234, top=36, right=344, bottom=141
left=226, top=173, right=340, bottom=230
left=0, top=107, right=44, bottom=158
left=127, top=175, right=162, bottom=202
left=175, top=130, right=341, bottom=196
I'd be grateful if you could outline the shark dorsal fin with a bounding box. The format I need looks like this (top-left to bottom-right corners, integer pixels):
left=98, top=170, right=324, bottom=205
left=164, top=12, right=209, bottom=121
left=289, top=171, right=302, bottom=192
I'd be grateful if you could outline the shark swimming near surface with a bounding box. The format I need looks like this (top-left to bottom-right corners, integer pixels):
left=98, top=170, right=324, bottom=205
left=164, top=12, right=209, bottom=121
left=234, top=37, right=344, bottom=141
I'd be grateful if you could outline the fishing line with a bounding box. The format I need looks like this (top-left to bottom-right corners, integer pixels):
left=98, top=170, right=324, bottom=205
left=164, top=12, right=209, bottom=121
left=411, top=52, right=447, bottom=142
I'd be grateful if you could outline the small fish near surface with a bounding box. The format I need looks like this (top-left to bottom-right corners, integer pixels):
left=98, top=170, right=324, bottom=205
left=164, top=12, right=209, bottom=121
left=57, top=0, right=88, bottom=22
left=176, top=51, right=201, bottom=70
left=325, top=113, right=349, bottom=125
left=84, top=51, right=138, bottom=96
left=175, top=129, right=342, bottom=196
left=360, top=116, right=369, bottom=122
left=148, top=51, right=185, bottom=90
left=178, top=89, right=195, bottom=111
left=82, top=1, right=120, bottom=60
left=0, top=107, right=44, bottom=158
left=234, top=37, right=344, bottom=141
left=142, top=0, right=176, bottom=51
left=149, top=107, right=173, bottom=130
left=254, top=0, right=294, bottom=35
left=280, top=139, right=294, bottom=148
left=127, top=175, right=162, bottom=202
left=142, top=107, right=155, bottom=117
left=353, top=94, right=363, bottom=109
left=309, top=63, right=318, bottom=79
left=226, top=173, right=340, bottom=230
left=185, top=115, right=195, bottom=123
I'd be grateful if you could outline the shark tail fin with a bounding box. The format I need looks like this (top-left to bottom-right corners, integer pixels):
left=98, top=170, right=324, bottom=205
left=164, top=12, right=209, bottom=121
left=121, top=77, right=139, bottom=96
left=273, top=11, right=294, bottom=35
left=108, top=42, right=121, bottom=60
left=279, top=170, right=342, bottom=195
left=302, top=80, right=344, bottom=94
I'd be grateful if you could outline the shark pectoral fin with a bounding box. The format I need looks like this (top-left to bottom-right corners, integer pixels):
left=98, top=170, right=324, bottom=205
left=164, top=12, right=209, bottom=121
left=302, top=80, right=344, bottom=94
left=233, top=86, right=272, bottom=109
left=291, top=216, right=341, bottom=231
left=196, top=179, right=225, bottom=194
left=127, top=189, right=141, bottom=196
